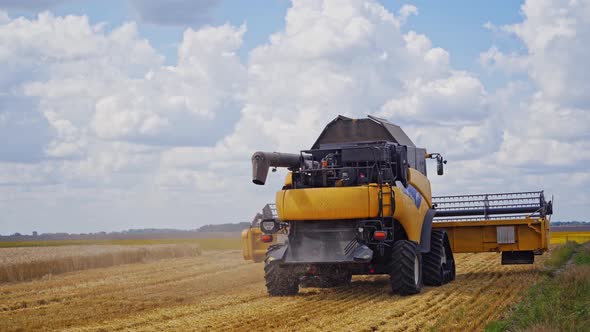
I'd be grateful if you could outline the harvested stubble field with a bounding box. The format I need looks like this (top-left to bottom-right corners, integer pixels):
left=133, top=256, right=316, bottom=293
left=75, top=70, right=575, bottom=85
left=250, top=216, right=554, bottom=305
left=1, top=248, right=548, bottom=332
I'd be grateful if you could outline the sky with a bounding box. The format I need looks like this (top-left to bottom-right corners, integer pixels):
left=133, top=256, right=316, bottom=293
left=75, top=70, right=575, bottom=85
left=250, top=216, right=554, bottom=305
left=0, top=0, right=589, bottom=234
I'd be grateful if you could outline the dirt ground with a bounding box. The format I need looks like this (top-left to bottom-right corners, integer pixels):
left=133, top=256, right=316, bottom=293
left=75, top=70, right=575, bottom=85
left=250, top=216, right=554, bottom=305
left=0, top=249, right=543, bottom=331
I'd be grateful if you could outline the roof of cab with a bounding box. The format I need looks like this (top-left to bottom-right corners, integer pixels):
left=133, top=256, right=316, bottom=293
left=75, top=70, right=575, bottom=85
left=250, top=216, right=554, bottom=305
left=311, top=115, right=416, bottom=149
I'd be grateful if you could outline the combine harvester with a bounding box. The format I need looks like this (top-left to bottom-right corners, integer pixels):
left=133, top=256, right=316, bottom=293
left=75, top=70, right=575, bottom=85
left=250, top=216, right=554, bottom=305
left=242, top=115, right=552, bottom=295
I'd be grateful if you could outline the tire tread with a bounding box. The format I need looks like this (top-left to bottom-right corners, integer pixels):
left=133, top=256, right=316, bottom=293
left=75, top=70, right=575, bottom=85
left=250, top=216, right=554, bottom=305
left=390, top=240, right=422, bottom=295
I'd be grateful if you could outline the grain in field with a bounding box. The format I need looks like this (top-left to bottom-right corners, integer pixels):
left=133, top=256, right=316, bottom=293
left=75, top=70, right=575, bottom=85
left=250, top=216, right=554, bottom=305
left=0, top=244, right=201, bottom=283
left=550, top=231, right=590, bottom=244
left=0, top=249, right=547, bottom=332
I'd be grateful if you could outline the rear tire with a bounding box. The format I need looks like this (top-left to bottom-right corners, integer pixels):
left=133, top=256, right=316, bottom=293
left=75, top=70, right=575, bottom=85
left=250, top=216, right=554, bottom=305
left=390, top=240, right=422, bottom=295
left=264, top=247, right=299, bottom=296
left=423, top=230, right=455, bottom=286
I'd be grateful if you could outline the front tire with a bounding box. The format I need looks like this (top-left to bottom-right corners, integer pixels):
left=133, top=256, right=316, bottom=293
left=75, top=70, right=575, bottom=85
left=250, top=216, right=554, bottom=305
left=264, top=247, right=299, bottom=296
left=390, top=240, right=423, bottom=295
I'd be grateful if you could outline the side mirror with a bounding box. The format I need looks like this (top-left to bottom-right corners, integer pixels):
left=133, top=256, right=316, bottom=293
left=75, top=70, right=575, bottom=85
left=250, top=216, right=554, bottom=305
left=428, top=153, right=447, bottom=176
left=437, top=158, right=446, bottom=175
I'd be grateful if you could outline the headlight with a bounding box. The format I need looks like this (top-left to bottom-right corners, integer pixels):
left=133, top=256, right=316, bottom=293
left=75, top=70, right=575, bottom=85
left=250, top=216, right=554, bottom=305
left=261, top=220, right=280, bottom=234
left=262, top=221, right=275, bottom=231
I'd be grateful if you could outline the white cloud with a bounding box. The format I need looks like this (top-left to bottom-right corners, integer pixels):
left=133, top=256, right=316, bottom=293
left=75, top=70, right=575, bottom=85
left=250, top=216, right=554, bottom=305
left=3, top=13, right=246, bottom=159
left=485, top=0, right=590, bottom=107
left=398, top=4, right=418, bottom=23
left=214, top=0, right=485, bottom=159
left=468, top=0, right=590, bottom=222
left=479, top=46, right=529, bottom=74
left=380, top=72, right=488, bottom=125
left=481, top=0, right=590, bottom=173
left=1, top=0, right=589, bottom=232
left=497, top=133, right=590, bottom=168
left=0, top=11, right=248, bottom=232
left=89, top=24, right=247, bottom=145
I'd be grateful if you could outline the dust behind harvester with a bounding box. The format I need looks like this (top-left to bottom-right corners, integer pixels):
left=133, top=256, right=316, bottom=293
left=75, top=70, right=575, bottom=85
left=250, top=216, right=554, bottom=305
left=242, top=115, right=552, bottom=296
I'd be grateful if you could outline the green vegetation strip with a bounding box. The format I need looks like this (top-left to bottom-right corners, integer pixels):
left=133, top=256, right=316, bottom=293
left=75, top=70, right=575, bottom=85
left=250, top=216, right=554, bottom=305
left=486, top=241, right=590, bottom=332
left=0, top=238, right=242, bottom=250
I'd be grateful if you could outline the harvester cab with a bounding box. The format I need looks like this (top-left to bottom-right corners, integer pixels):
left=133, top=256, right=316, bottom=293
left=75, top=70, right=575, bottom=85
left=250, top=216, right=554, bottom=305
left=242, top=115, right=552, bottom=296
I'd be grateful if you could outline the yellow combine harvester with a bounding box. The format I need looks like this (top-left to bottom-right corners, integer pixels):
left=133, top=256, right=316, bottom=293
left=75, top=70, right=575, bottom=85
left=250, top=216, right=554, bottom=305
left=242, top=115, right=552, bottom=296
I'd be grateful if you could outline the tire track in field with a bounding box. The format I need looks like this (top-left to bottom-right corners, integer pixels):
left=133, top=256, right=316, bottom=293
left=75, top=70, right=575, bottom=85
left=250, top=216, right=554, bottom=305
left=389, top=286, right=467, bottom=331
left=430, top=256, right=540, bottom=331
left=8, top=251, right=250, bottom=300
left=92, top=290, right=269, bottom=332
left=215, top=280, right=386, bottom=331
left=466, top=266, right=539, bottom=330
left=1, top=252, right=263, bottom=331
left=3, top=251, right=547, bottom=332
left=70, top=253, right=515, bottom=332
left=1, top=252, right=237, bottom=305
left=383, top=253, right=500, bottom=331
left=209, top=253, right=496, bottom=332
left=100, top=278, right=388, bottom=331
left=268, top=253, right=498, bottom=332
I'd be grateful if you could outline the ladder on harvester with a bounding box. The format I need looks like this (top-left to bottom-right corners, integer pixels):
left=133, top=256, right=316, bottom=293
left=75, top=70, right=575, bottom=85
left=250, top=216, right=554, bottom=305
left=431, top=191, right=553, bottom=264
left=377, top=166, right=396, bottom=221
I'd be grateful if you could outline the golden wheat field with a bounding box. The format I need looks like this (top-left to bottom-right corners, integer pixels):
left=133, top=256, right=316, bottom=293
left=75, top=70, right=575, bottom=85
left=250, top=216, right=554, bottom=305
left=0, top=248, right=548, bottom=332
left=0, top=244, right=202, bottom=283
left=550, top=231, right=590, bottom=244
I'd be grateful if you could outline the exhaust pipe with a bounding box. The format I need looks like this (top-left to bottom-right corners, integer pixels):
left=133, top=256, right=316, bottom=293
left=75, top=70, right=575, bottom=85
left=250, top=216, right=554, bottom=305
left=252, top=152, right=301, bottom=185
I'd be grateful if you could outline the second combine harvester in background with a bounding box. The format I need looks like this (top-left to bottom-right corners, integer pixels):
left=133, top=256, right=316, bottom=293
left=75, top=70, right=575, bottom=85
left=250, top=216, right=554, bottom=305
left=242, top=115, right=552, bottom=296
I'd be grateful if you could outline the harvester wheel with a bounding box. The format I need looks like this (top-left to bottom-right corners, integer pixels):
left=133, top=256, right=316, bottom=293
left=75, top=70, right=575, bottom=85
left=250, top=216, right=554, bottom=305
left=264, top=248, right=299, bottom=296
left=390, top=240, right=422, bottom=295
left=423, top=230, right=455, bottom=286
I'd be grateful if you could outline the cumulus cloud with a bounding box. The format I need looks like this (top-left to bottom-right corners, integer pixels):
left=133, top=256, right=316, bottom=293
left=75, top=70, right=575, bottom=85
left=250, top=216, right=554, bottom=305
left=474, top=0, right=590, bottom=220
left=213, top=0, right=486, bottom=158
left=479, top=46, right=529, bottom=74
left=89, top=24, right=246, bottom=146
left=1, top=12, right=246, bottom=159
left=398, top=4, right=418, bottom=23
left=130, top=0, right=220, bottom=26
left=380, top=72, right=488, bottom=125
left=1, top=0, right=589, bottom=232
left=482, top=0, right=590, bottom=168
left=0, top=11, right=246, bottom=201
left=483, top=0, right=590, bottom=108
left=2, top=0, right=492, bottom=232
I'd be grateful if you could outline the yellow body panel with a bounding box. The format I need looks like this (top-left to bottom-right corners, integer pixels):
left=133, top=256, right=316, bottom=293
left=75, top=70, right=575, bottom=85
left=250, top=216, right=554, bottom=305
left=433, top=218, right=550, bottom=253
left=391, top=186, right=429, bottom=243
left=276, top=182, right=429, bottom=243
left=277, top=186, right=373, bottom=220
left=284, top=172, right=292, bottom=187
left=241, top=227, right=275, bottom=262
left=408, top=168, right=432, bottom=207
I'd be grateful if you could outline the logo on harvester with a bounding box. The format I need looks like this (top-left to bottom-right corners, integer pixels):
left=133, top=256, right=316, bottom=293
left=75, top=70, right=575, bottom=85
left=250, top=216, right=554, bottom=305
left=404, top=185, right=422, bottom=209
